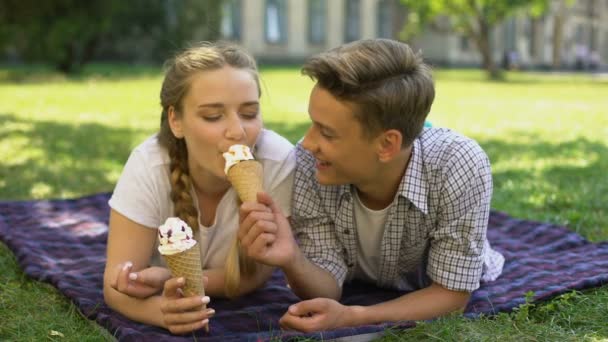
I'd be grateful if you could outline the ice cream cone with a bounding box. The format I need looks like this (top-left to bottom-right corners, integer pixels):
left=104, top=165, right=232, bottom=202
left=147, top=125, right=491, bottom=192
left=164, top=245, right=205, bottom=297
left=158, top=217, right=208, bottom=332
left=226, top=159, right=263, bottom=202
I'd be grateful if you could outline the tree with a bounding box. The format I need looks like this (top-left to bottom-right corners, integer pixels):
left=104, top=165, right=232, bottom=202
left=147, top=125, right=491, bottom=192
left=551, top=0, right=576, bottom=69
left=400, top=0, right=549, bottom=79
left=0, top=0, right=223, bottom=73
left=0, top=0, right=125, bottom=73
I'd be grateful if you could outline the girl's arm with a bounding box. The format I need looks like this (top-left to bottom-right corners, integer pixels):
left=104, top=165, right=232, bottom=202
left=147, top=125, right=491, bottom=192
left=103, top=209, right=211, bottom=333
left=203, top=264, right=274, bottom=298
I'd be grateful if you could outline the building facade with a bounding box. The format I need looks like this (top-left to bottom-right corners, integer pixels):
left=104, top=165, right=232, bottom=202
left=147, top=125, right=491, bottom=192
left=220, top=0, right=608, bottom=69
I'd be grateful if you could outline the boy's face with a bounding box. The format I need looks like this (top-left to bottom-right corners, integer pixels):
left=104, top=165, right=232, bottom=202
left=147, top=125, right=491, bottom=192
left=302, top=85, right=382, bottom=186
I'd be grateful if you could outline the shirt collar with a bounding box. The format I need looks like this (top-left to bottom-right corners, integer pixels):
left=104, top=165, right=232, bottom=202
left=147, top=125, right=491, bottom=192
left=398, top=137, right=429, bottom=214
left=336, top=137, right=428, bottom=214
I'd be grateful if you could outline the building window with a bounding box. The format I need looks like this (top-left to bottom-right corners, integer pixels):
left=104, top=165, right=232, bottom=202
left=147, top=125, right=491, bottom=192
left=344, top=0, right=360, bottom=42
left=503, top=18, right=517, bottom=51
left=308, top=0, right=326, bottom=44
left=528, top=17, right=537, bottom=58
left=377, top=0, right=392, bottom=38
left=460, top=35, right=470, bottom=51
left=265, top=0, right=287, bottom=44
left=221, top=0, right=241, bottom=40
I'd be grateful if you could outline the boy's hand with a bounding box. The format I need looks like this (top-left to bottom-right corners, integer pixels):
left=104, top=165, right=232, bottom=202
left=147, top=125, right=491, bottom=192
left=279, top=298, right=350, bottom=332
left=238, top=192, right=298, bottom=269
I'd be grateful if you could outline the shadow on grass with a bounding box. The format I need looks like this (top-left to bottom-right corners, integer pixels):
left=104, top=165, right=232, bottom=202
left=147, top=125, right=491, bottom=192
left=0, top=113, right=147, bottom=200
left=0, top=63, right=163, bottom=84
left=479, top=133, right=608, bottom=241
left=0, top=114, right=308, bottom=201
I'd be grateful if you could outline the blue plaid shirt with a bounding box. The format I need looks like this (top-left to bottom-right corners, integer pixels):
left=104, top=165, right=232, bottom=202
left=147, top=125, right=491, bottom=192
left=291, top=128, right=504, bottom=292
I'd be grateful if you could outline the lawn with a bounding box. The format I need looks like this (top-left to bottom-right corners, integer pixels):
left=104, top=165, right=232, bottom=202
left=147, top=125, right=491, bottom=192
left=0, top=64, right=607, bottom=341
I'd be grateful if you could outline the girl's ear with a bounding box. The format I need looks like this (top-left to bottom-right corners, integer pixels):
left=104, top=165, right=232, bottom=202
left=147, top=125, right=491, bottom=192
left=167, top=106, right=184, bottom=138
left=377, top=129, right=403, bottom=162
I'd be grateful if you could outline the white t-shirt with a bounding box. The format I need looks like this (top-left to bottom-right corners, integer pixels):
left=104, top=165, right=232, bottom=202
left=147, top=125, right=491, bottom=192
left=353, top=188, right=391, bottom=283
left=108, top=129, right=295, bottom=269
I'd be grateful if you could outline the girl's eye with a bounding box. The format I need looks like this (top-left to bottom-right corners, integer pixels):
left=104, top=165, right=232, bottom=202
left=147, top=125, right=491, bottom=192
left=202, top=115, right=221, bottom=122
left=240, top=112, right=259, bottom=120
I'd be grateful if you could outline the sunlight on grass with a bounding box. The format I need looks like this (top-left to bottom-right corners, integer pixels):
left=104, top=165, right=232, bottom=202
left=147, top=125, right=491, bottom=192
left=31, top=182, right=53, bottom=198
left=1, top=65, right=607, bottom=341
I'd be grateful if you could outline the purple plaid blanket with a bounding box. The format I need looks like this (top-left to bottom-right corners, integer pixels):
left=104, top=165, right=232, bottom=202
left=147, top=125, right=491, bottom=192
left=1, top=193, right=607, bottom=341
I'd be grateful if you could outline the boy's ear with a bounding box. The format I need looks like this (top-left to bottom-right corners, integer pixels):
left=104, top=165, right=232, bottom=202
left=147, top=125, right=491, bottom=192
left=168, top=106, right=184, bottom=139
left=377, top=129, right=402, bottom=162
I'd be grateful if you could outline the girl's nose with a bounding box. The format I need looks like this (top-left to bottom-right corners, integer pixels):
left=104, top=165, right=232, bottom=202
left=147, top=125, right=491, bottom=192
left=225, top=115, right=245, bottom=140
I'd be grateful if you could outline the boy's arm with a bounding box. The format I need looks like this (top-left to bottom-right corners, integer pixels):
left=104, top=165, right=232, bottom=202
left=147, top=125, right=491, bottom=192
left=238, top=193, right=343, bottom=300
left=280, top=282, right=469, bottom=332
left=281, top=243, right=342, bottom=300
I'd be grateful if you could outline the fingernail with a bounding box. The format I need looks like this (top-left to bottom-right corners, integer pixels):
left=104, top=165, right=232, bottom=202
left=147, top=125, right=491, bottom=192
left=177, top=277, right=184, bottom=284
left=207, top=309, right=215, bottom=315
left=201, top=296, right=210, bottom=304
left=128, top=273, right=137, bottom=281
left=122, top=262, right=132, bottom=271
left=202, top=318, right=209, bottom=325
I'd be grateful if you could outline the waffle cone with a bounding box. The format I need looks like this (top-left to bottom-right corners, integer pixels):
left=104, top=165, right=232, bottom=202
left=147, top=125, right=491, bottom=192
left=227, top=160, right=263, bottom=202
left=164, top=245, right=205, bottom=297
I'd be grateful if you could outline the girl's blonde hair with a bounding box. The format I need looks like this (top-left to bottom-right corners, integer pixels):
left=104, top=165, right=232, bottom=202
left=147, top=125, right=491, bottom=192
left=157, top=41, right=259, bottom=298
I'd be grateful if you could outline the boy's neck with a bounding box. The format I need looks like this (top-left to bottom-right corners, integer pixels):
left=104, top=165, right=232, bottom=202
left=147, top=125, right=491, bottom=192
left=355, top=147, right=412, bottom=210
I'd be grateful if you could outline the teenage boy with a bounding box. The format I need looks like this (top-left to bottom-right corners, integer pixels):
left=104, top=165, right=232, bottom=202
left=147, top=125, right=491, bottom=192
left=238, top=38, right=504, bottom=332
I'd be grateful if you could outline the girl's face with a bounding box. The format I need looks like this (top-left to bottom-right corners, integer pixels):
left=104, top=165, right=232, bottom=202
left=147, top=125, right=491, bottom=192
left=169, top=65, right=262, bottom=185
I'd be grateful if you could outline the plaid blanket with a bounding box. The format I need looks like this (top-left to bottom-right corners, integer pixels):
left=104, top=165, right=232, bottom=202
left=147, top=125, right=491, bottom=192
left=1, top=193, right=607, bottom=341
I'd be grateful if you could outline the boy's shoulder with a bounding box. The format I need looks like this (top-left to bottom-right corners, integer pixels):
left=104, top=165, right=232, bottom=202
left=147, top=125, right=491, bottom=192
left=417, top=127, right=488, bottom=169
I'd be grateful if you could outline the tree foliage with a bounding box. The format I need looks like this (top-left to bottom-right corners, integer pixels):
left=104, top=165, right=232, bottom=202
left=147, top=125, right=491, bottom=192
left=0, top=0, right=223, bottom=73
left=400, top=0, right=549, bottom=78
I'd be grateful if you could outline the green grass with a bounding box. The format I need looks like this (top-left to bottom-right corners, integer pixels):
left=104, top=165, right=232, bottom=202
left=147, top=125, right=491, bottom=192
left=1, top=64, right=607, bottom=341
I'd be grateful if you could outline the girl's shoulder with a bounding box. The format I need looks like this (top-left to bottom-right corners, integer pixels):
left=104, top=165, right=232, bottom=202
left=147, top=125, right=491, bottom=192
left=130, top=134, right=171, bottom=168
left=255, top=129, right=294, bottom=163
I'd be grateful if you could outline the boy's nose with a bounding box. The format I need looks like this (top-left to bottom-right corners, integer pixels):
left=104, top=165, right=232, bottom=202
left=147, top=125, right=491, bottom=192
left=301, top=126, right=317, bottom=152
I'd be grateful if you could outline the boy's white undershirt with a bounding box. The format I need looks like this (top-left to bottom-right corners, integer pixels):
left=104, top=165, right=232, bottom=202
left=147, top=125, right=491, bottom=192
left=353, top=188, right=392, bottom=283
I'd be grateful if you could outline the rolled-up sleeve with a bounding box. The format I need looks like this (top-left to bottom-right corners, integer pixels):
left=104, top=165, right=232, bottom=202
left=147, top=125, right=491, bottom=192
left=427, top=140, right=493, bottom=292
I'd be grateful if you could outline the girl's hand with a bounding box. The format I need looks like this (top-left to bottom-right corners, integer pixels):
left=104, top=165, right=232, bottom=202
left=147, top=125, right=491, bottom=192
left=111, top=262, right=171, bottom=298
left=161, top=277, right=214, bottom=334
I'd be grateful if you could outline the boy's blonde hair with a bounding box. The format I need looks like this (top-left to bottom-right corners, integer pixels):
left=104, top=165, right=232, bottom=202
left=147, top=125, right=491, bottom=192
left=302, top=39, right=435, bottom=147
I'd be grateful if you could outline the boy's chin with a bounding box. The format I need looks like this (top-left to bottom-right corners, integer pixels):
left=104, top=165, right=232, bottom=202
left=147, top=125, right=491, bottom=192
left=315, top=173, right=348, bottom=186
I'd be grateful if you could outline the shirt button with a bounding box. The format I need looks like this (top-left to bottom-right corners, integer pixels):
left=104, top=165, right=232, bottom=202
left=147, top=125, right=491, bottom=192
left=347, top=263, right=354, bottom=268
left=343, top=229, right=350, bottom=234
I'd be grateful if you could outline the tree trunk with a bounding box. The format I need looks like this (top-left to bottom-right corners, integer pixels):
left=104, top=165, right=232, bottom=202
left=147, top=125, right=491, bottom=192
left=57, top=43, right=76, bottom=74
left=471, top=18, right=501, bottom=79
left=552, top=2, right=566, bottom=69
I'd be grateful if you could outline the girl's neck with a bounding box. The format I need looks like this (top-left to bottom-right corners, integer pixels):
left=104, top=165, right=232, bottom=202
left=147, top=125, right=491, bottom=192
left=189, top=168, right=230, bottom=228
left=187, top=158, right=231, bottom=197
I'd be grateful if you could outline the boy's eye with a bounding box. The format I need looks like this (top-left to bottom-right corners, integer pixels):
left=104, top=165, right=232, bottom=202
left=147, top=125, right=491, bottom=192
left=320, top=130, right=334, bottom=139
